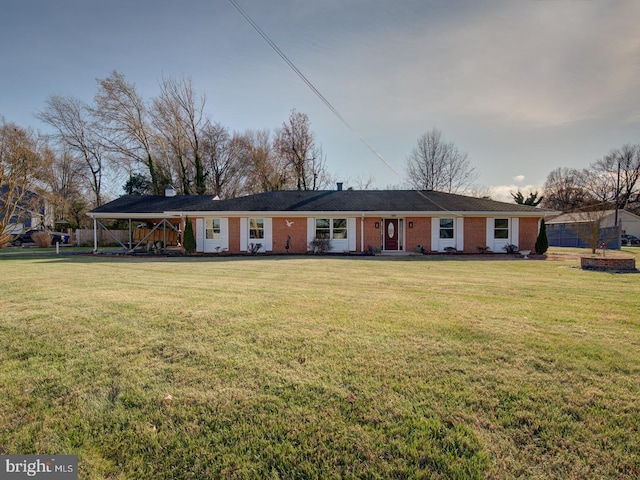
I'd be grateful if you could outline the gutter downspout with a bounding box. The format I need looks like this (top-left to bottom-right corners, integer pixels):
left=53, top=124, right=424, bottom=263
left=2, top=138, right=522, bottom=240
left=361, top=213, right=365, bottom=253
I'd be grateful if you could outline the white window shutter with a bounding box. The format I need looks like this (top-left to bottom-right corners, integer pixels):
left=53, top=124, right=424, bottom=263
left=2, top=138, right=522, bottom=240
left=348, top=218, right=357, bottom=251
left=431, top=217, right=440, bottom=251
left=195, top=218, right=204, bottom=253
left=240, top=218, right=247, bottom=251
left=511, top=218, right=519, bottom=247
left=456, top=217, right=464, bottom=251
left=264, top=218, right=273, bottom=251
left=307, top=218, right=315, bottom=250
left=486, top=218, right=494, bottom=250
left=220, top=218, right=229, bottom=251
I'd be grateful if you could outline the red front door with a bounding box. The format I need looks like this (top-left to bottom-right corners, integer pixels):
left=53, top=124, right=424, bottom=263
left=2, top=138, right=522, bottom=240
left=384, top=219, right=399, bottom=250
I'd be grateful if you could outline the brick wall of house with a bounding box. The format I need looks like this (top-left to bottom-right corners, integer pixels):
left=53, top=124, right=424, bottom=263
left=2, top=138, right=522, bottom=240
left=518, top=217, right=539, bottom=251
left=363, top=217, right=383, bottom=252
left=199, top=215, right=543, bottom=255
left=464, top=217, right=487, bottom=253
left=406, top=217, right=432, bottom=252
left=272, top=218, right=308, bottom=254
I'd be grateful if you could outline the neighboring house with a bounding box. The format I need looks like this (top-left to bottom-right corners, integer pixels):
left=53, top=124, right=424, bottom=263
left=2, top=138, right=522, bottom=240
left=88, top=186, right=556, bottom=254
left=0, top=186, right=46, bottom=235
left=546, top=210, right=640, bottom=249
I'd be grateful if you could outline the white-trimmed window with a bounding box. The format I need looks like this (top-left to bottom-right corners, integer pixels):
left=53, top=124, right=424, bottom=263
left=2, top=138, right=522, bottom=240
left=332, top=219, right=347, bottom=239
left=205, top=218, right=221, bottom=239
left=315, top=218, right=348, bottom=239
left=315, top=218, right=330, bottom=239
left=494, top=219, right=509, bottom=239
left=439, top=218, right=454, bottom=239
left=249, top=218, right=264, bottom=239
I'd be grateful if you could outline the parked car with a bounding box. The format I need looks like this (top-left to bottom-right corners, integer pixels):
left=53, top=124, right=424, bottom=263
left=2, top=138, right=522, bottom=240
left=621, top=234, right=640, bottom=246
left=12, top=229, right=70, bottom=247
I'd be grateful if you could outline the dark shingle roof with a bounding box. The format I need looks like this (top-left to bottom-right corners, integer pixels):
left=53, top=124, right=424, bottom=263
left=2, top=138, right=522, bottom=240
left=90, top=190, right=549, bottom=216
left=181, top=190, right=544, bottom=213
left=89, top=195, right=208, bottom=215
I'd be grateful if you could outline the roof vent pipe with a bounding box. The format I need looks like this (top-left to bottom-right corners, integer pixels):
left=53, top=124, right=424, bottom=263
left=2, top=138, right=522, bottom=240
left=165, top=185, right=176, bottom=197
left=337, top=182, right=343, bottom=191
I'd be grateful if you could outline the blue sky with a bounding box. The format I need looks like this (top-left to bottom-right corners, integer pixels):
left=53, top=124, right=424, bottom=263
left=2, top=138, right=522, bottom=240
left=1, top=0, right=639, bottom=200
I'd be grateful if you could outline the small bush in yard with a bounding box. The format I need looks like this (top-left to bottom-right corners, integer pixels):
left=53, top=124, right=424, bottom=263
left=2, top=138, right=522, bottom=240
left=32, top=231, right=52, bottom=247
left=535, top=218, right=549, bottom=254
left=309, top=237, right=332, bottom=253
left=183, top=217, right=196, bottom=254
left=503, top=244, right=519, bottom=254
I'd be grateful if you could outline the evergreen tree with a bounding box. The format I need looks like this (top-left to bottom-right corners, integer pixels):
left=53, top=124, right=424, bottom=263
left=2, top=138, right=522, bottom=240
left=183, top=216, right=196, bottom=254
left=123, top=173, right=150, bottom=195
left=512, top=190, right=543, bottom=206
left=535, top=218, right=549, bottom=255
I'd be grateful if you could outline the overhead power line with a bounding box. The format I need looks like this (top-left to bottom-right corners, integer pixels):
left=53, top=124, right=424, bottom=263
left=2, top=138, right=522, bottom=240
left=227, top=0, right=401, bottom=179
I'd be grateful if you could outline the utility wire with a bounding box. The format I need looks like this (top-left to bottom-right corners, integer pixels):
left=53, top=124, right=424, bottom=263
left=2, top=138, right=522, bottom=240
left=228, top=0, right=461, bottom=214
left=227, top=0, right=401, bottom=179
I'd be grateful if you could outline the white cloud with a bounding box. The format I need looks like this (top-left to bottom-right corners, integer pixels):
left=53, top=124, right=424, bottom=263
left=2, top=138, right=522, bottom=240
left=513, top=175, right=525, bottom=183
left=319, top=1, right=640, bottom=129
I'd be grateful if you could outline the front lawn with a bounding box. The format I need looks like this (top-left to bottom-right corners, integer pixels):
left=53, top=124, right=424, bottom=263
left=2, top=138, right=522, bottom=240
left=1, top=252, right=638, bottom=479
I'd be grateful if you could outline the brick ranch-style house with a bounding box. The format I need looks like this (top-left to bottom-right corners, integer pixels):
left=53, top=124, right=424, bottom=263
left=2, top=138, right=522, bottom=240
left=88, top=186, right=556, bottom=255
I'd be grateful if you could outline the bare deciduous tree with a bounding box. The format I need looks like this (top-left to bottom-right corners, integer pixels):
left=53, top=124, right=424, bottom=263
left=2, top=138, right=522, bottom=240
left=541, top=167, right=591, bottom=212
left=274, top=110, right=330, bottom=191
left=93, top=70, right=162, bottom=194
left=568, top=209, right=618, bottom=254
left=544, top=145, right=640, bottom=216
left=151, top=76, right=206, bottom=195
left=37, top=95, right=108, bottom=206
left=405, top=128, right=477, bottom=193
left=0, top=121, right=50, bottom=246
left=201, top=122, right=248, bottom=198
left=586, top=145, right=640, bottom=213
left=242, top=129, right=288, bottom=193
left=42, top=143, right=90, bottom=228
left=346, top=175, right=376, bottom=190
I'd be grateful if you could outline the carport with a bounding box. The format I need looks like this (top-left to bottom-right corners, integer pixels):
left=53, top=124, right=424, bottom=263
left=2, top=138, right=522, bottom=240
left=86, top=189, right=210, bottom=254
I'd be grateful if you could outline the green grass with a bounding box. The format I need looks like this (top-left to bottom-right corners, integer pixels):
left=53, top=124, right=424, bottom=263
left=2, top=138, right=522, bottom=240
left=1, top=250, right=639, bottom=479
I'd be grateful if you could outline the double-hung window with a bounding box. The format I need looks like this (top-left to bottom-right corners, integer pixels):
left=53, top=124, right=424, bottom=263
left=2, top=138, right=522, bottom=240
left=439, top=218, right=454, bottom=239
left=315, top=218, right=347, bottom=239
left=315, top=219, right=330, bottom=239
left=249, top=218, right=264, bottom=239
left=494, top=219, right=509, bottom=239
left=332, top=219, right=347, bottom=239
left=205, top=218, right=221, bottom=239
